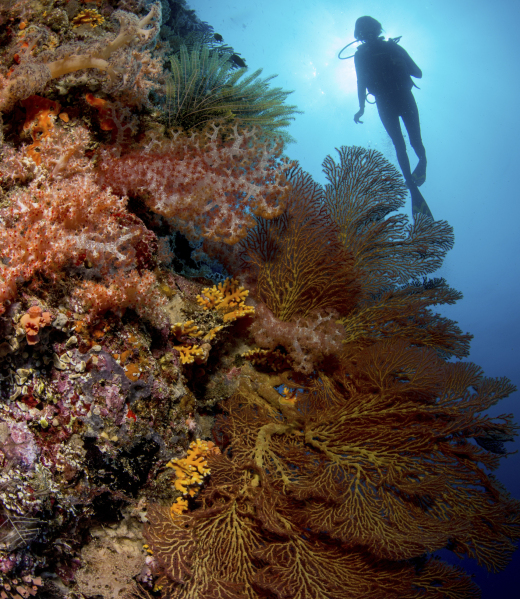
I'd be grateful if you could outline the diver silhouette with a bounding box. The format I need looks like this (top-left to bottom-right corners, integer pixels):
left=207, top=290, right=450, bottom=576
left=352, top=16, right=432, bottom=218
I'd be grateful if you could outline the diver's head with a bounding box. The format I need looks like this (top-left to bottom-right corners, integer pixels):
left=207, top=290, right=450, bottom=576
left=354, top=16, right=383, bottom=42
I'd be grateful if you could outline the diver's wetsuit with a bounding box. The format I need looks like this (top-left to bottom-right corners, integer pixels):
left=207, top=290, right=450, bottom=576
left=354, top=38, right=426, bottom=187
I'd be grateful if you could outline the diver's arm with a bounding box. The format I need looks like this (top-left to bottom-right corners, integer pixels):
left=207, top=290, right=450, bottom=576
left=408, top=56, right=422, bottom=79
left=354, top=55, right=366, bottom=123
left=357, top=83, right=366, bottom=110
left=394, top=45, right=422, bottom=78
left=354, top=83, right=366, bottom=123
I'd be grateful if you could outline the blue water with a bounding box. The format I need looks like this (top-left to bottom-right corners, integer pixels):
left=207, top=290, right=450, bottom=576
left=190, top=0, right=520, bottom=596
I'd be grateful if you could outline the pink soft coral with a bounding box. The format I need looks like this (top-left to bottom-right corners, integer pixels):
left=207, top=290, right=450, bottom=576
left=97, top=124, right=294, bottom=244
left=0, top=124, right=153, bottom=315
left=0, top=173, right=143, bottom=313
left=73, top=270, right=168, bottom=327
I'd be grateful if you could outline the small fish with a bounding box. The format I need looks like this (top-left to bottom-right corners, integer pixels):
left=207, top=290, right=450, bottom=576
left=214, top=33, right=223, bottom=42
left=230, top=53, right=247, bottom=68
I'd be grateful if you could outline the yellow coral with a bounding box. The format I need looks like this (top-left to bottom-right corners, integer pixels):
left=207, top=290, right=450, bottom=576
left=203, top=325, right=224, bottom=341
left=172, top=322, right=208, bottom=364
left=166, top=439, right=220, bottom=496
left=172, top=320, right=202, bottom=338
left=196, top=278, right=254, bottom=322
left=172, top=281, right=254, bottom=366
left=72, top=9, right=105, bottom=28
left=174, top=344, right=205, bottom=364
left=170, top=497, right=188, bottom=518
left=222, top=305, right=255, bottom=322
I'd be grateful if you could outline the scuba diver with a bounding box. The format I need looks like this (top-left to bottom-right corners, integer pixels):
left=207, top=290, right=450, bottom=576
left=352, top=16, right=432, bottom=218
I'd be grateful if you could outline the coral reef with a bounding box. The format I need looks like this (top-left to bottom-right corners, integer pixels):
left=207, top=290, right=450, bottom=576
left=0, top=2, right=517, bottom=599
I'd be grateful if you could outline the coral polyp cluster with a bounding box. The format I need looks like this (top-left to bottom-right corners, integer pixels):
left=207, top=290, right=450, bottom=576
left=0, top=1, right=517, bottom=598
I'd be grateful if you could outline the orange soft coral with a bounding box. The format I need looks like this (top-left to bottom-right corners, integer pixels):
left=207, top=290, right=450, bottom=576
left=21, top=95, right=60, bottom=165
left=73, top=270, right=168, bottom=328
left=19, top=305, right=52, bottom=345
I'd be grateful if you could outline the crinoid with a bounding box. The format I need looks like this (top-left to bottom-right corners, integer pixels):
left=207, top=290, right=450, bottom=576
left=165, top=44, right=301, bottom=141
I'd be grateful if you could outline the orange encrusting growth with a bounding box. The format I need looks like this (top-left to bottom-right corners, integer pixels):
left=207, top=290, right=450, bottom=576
left=85, top=93, right=119, bottom=132
left=19, top=305, right=52, bottom=345
left=71, top=9, right=105, bottom=28
left=21, top=95, right=61, bottom=165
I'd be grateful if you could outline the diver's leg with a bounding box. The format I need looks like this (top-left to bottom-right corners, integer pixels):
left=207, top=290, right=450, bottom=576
left=377, top=98, right=413, bottom=183
left=378, top=96, right=433, bottom=219
left=401, top=91, right=427, bottom=186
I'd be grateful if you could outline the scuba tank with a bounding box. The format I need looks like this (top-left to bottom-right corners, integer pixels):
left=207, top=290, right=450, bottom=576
left=338, top=36, right=402, bottom=60
left=338, top=37, right=405, bottom=103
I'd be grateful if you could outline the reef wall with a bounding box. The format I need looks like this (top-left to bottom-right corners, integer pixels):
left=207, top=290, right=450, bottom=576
left=0, top=2, right=518, bottom=598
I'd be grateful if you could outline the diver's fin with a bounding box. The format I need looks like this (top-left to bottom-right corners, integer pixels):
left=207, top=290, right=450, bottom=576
left=411, top=171, right=426, bottom=187
left=409, top=183, right=433, bottom=219
left=411, top=159, right=427, bottom=187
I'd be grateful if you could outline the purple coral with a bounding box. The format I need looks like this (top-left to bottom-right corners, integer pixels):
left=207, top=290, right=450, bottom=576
left=0, top=421, right=38, bottom=468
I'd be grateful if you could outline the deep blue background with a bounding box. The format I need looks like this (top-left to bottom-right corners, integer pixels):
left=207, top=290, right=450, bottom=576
left=191, top=1, right=520, bottom=596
